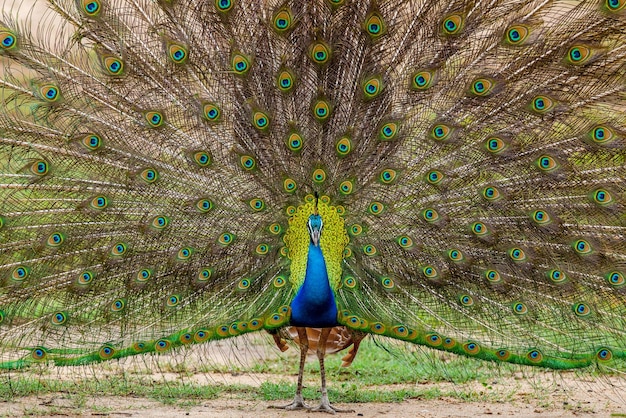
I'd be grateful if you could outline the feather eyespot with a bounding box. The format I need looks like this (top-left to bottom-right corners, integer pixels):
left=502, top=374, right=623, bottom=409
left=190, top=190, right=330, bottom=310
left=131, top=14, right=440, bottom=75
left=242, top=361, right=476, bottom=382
left=536, top=155, right=559, bottom=173
left=253, top=111, right=270, bottom=131
left=249, top=198, right=265, bottom=211
left=336, top=136, right=352, bottom=156
left=286, top=132, right=303, bottom=152
left=31, top=160, right=49, bottom=176
left=496, top=349, right=511, bottom=361
left=268, top=223, right=282, bottom=235
left=176, top=247, right=192, bottom=261
left=272, top=8, right=293, bottom=33
left=110, top=242, right=128, bottom=257
left=136, top=269, right=153, bottom=283
left=110, top=298, right=126, bottom=312
left=312, top=99, right=332, bottom=122
left=573, top=239, right=592, bottom=255
left=218, top=232, right=234, bottom=245
left=194, top=330, right=211, bottom=343
left=364, top=12, right=385, bottom=38
left=426, top=170, right=443, bottom=185
left=51, top=311, right=68, bottom=325
left=548, top=269, right=567, bottom=284
left=412, top=70, right=434, bottom=90
left=606, top=271, right=625, bottom=287
left=81, top=0, right=101, bottom=16
left=482, top=186, right=501, bottom=201
left=573, top=303, right=591, bottom=317
left=459, top=294, right=473, bottom=306
left=566, top=45, right=591, bottom=65
left=526, top=350, right=543, bottom=363
left=151, top=216, right=169, bottom=230
left=310, top=41, right=331, bottom=64
left=426, top=334, right=442, bottom=347
left=508, top=247, right=526, bottom=262
left=167, top=43, right=188, bottom=64
left=339, top=180, right=354, bottom=195
left=232, top=53, right=250, bottom=75
left=421, top=208, right=440, bottom=223
left=379, top=122, right=398, bottom=140
left=363, top=245, right=377, bottom=256
left=597, top=348, right=613, bottom=362
left=31, top=347, right=47, bottom=361
left=255, top=244, right=269, bottom=255
left=155, top=339, right=171, bottom=352
left=240, top=155, right=256, bottom=170
left=431, top=124, right=452, bottom=141
left=485, top=269, right=502, bottom=283
left=313, top=168, right=326, bottom=183
left=605, top=0, right=625, bottom=11
left=276, top=69, right=295, bottom=92
left=362, top=75, right=383, bottom=99
left=215, top=0, right=233, bottom=13
left=505, top=25, right=529, bottom=45
left=237, top=278, right=251, bottom=290
left=11, top=266, right=29, bottom=282
left=590, top=188, right=613, bottom=206
left=513, top=302, right=528, bottom=315
left=77, top=271, right=94, bottom=286
left=380, top=169, right=397, bottom=184
left=442, top=14, right=463, bottom=35
left=381, top=277, right=394, bottom=289
left=283, top=178, right=297, bottom=193
left=470, top=78, right=495, bottom=96
left=463, top=342, right=480, bottom=355
left=196, top=198, right=213, bottom=213
left=368, top=201, right=384, bottom=215
left=192, top=151, right=211, bottom=167
left=485, top=137, right=506, bottom=154
left=46, top=232, right=65, bottom=247
left=102, top=56, right=124, bottom=75
left=397, top=235, right=413, bottom=248
left=471, top=221, right=488, bottom=236
left=589, top=125, right=615, bottom=145
left=530, top=95, right=555, bottom=113
left=1, top=30, right=17, bottom=50
left=423, top=266, right=438, bottom=279
left=145, top=111, right=164, bottom=127
left=197, top=268, right=212, bottom=283
left=273, top=275, right=286, bottom=288
left=82, top=134, right=103, bottom=151
left=166, top=295, right=180, bottom=308
left=530, top=210, right=551, bottom=225
left=343, top=276, right=356, bottom=289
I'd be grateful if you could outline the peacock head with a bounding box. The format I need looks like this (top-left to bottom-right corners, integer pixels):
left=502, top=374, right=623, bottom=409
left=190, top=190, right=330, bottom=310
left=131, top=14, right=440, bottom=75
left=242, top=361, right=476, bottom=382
left=307, top=214, right=323, bottom=247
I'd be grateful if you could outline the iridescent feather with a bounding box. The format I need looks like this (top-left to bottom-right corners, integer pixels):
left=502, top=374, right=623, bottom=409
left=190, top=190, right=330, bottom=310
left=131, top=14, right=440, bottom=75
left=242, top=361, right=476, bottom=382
left=0, top=0, right=625, bottom=413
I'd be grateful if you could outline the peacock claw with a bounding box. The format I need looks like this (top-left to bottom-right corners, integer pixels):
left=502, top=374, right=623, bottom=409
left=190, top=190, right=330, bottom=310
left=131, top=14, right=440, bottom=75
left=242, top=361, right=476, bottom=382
left=311, top=395, right=354, bottom=414
left=270, top=394, right=310, bottom=410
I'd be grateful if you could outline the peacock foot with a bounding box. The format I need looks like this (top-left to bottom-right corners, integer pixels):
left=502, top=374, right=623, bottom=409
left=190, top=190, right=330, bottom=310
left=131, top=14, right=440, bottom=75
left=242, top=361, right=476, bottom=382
left=270, top=393, right=310, bottom=410
left=311, top=394, right=354, bottom=414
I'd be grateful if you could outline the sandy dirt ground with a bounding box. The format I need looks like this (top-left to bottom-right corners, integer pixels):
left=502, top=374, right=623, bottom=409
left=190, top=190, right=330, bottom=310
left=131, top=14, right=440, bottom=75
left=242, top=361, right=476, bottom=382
left=0, top=387, right=624, bottom=417
left=0, top=368, right=624, bottom=417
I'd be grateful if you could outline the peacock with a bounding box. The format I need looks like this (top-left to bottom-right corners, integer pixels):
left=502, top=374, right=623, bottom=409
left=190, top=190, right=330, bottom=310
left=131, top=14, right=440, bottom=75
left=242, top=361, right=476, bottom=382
left=0, top=0, right=625, bottom=413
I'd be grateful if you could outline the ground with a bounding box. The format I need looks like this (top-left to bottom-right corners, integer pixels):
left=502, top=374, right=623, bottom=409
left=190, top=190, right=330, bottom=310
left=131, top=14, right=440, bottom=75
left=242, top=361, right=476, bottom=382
left=0, top=335, right=624, bottom=417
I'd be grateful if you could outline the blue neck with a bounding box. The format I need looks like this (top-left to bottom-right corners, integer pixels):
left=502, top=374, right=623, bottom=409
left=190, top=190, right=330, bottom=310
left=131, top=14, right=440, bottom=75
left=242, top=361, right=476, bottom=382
left=289, top=242, right=338, bottom=327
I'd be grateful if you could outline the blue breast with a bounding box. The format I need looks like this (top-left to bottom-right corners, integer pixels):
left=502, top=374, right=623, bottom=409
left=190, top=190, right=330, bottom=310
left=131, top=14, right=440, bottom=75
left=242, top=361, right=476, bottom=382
left=289, top=243, right=338, bottom=327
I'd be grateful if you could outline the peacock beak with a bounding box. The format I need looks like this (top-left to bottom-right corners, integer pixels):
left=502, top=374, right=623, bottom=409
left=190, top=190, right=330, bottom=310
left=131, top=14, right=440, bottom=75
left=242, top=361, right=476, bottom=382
left=311, top=229, right=321, bottom=246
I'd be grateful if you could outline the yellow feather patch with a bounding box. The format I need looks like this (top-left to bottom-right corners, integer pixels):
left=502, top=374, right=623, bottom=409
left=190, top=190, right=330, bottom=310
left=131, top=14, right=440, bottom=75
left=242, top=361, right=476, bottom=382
left=283, top=195, right=349, bottom=291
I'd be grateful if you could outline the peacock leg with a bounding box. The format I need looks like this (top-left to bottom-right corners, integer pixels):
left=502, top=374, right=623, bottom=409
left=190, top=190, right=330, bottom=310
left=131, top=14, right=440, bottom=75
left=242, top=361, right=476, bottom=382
left=276, top=326, right=310, bottom=410
left=312, top=327, right=354, bottom=414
